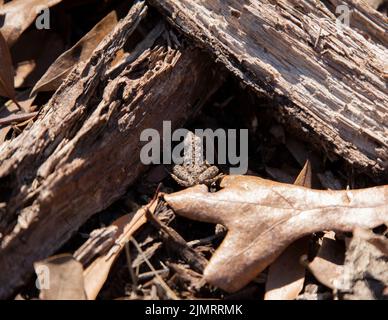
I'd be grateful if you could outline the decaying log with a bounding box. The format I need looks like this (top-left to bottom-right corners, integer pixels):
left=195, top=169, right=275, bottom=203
left=0, top=2, right=221, bottom=298
left=149, top=0, right=388, bottom=176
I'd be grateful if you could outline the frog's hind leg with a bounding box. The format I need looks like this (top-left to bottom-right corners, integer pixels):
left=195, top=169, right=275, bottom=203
left=171, top=173, right=194, bottom=187
left=198, top=167, right=221, bottom=184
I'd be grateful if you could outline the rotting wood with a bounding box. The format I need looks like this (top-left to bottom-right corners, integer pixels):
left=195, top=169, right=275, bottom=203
left=0, top=2, right=222, bottom=298
left=148, top=0, right=388, bottom=177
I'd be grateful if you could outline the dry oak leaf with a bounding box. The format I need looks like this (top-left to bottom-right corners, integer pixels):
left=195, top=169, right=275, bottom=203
left=82, top=197, right=153, bottom=299
left=0, top=0, right=63, bottom=47
left=305, top=231, right=345, bottom=290
left=264, top=160, right=312, bottom=300
left=164, top=175, right=387, bottom=293
left=13, top=29, right=65, bottom=89
left=31, top=10, right=118, bottom=95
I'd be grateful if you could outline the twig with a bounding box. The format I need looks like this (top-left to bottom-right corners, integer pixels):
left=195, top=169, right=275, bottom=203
left=138, top=268, right=169, bottom=281
left=314, top=19, right=323, bottom=48
left=130, top=236, right=179, bottom=300
left=12, top=98, right=23, bottom=111
left=0, top=112, right=38, bottom=126
left=146, top=208, right=208, bottom=273
left=124, top=241, right=138, bottom=288
left=187, top=231, right=226, bottom=247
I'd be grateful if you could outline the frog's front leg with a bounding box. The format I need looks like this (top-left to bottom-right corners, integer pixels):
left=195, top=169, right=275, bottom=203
left=171, top=174, right=195, bottom=187
left=198, top=166, right=221, bottom=185
left=171, top=165, right=196, bottom=187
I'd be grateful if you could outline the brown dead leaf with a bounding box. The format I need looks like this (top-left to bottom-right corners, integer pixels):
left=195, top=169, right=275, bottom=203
left=265, top=237, right=309, bottom=299
left=0, top=0, right=63, bottom=46
left=34, top=254, right=86, bottom=300
left=264, top=160, right=312, bottom=300
left=0, top=31, right=15, bottom=100
left=14, top=60, right=36, bottom=88
left=32, top=11, right=118, bottom=94
left=82, top=197, right=154, bottom=299
left=12, top=29, right=65, bottom=89
left=293, top=160, right=312, bottom=188
left=74, top=226, right=118, bottom=267
left=164, top=175, right=387, bottom=292
left=305, top=231, right=345, bottom=290
left=35, top=197, right=149, bottom=300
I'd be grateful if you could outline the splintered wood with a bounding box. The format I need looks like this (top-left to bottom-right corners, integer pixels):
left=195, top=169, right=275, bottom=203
left=0, top=2, right=221, bottom=298
left=149, top=0, right=388, bottom=175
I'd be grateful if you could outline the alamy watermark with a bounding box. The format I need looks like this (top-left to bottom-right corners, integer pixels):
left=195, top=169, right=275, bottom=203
left=35, top=264, right=50, bottom=290
left=140, top=121, right=249, bottom=175
left=335, top=4, right=350, bottom=34
left=30, top=3, right=352, bottom=33
left=35, top=7, right=51, bottom=30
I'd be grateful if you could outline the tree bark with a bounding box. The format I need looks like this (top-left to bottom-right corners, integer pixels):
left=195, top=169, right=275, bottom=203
left=0, top=2, right=222, bottom=298
left=149, top=0, right=388, bottom=177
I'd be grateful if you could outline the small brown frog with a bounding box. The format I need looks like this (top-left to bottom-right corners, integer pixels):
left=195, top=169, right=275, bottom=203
left=171, top=131, right=222, bottom=187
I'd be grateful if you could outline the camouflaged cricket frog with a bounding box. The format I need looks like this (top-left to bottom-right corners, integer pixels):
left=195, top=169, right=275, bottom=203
left=171, top=131, right=222, bottom=187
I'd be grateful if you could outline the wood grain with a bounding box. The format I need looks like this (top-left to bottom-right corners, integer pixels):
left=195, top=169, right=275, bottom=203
left=0, top=3, right=221, bottom=298
left=149, top=0, right=388, bottom=176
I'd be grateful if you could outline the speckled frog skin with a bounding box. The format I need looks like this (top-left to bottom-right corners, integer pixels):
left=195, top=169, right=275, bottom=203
left=171, top=131, right=221, bottom=187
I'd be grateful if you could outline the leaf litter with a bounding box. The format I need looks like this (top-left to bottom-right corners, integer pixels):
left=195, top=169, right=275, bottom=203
left=0, top=0, right=386, bottom=301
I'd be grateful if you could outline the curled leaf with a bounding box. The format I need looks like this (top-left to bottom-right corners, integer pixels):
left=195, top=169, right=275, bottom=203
left=32, top=11, right=118, bottom=95
left=82, top=198, right=153, bottom=299
left=13, top=29, right=65, bottom=89
left=264, top=237, right=309, bottom=300
left=0, top=0, right=63, bottom=46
